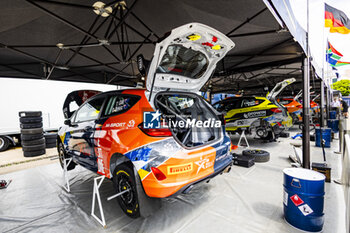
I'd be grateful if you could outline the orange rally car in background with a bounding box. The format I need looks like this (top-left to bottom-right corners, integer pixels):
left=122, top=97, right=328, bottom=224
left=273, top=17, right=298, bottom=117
left=57, top=23, right=235, bottom=218
left=278, top=98, right=303, bottom=124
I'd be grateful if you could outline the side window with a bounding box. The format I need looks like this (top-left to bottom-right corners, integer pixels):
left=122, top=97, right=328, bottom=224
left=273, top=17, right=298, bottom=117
left=241, top=98, right=261, bottom=108
left=104, top=95, right=140, bottom=116
left=74, top=97, right=105, bottom=122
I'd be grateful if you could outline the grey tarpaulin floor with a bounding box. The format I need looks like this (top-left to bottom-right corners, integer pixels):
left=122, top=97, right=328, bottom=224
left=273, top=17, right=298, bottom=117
left=0, top=127, right=346, bottom=233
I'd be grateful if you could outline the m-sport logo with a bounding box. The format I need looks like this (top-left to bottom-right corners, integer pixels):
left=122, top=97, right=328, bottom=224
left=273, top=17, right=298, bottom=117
left=143, top=110, right=221, bottom=129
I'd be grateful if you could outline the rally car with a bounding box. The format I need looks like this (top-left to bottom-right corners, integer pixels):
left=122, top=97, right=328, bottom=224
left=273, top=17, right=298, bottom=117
left=57, top=23, right=234, bottom=218
left=278, top=97, right=302, bottom=124
left=213, top=78, right=294, bottom=140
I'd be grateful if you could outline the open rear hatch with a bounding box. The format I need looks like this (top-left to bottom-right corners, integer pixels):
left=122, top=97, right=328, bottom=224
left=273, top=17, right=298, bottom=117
left=146, top=23, right=234, bottom=93
left=63, top=90, right=101, bottom=119
left=146, top=23, right=234, bottom=148
left=267, top=78, right=296, bottom=118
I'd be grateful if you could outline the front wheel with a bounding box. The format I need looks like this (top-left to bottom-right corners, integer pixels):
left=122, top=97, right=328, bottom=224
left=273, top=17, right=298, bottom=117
left=113, top=164, right=140, bottom=218
left=58, top=142, right=76, bottom=170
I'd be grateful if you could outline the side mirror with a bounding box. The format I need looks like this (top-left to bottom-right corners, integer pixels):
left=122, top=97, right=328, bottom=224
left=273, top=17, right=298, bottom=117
left=64, top=119, right=71, bottom=126
left=137, top=54, right=146, bottom=76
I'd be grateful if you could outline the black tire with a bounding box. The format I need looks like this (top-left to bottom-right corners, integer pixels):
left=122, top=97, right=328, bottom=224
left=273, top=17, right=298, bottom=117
left=113, top=164, right=140, bottom=218
left=21, top=133, right=43, bottom=141
left=45, top=138, right=56, bottom=144
left=20, top=122, right=43, bottom=129
left=242, top=149, right=270, bottom=162
left=19, top=111, right=42, bottom=118
left=44, top=133, right=57, bottom=139
left=260, top=131, right=274, bottom=140
left=23, top=149, right=46, bottom=157
left=58, top=142, right=76, bottom=170
left=46, top=142, right=57, bottom=148
left=279, top=132, right=290, bottom=138
left=22, top=143, right=46, bottom=152
left=0, top=136, right=10, bottom=152
left=19, top=117, right=42, bottom=124
left=21, top=128, right=43, bottom=135
left=21, top=138, right=45, bottom=147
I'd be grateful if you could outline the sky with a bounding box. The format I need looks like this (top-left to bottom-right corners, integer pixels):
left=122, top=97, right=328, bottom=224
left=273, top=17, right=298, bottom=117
left=0, top=78, right=119, bottom=132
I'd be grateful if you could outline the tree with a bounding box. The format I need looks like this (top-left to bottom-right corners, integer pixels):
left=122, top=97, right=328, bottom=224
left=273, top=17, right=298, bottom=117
left=332, top=79, right=350, bottom=96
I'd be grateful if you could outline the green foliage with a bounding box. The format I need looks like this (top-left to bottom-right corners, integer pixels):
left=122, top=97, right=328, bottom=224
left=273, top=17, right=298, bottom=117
left=332, top=80, right=350, bottom=96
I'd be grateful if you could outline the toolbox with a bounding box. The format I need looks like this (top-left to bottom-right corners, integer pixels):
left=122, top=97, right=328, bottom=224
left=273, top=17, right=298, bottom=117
left=232, top=154, right=255, bottom=168
left=311, top=162, right=331, bottom=182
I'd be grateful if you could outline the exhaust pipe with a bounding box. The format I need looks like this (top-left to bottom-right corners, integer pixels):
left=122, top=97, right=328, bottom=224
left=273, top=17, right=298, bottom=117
left=223, top=166, right=231, bottom=173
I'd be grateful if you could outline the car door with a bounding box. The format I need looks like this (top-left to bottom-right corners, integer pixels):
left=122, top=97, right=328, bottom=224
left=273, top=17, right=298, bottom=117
left=68, top=95, right=106, bottom=170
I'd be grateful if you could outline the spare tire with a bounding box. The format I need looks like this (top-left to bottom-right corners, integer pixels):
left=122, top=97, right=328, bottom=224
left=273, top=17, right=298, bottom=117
left=22, top=144, right=46, bottom=152
left=21, top=128, right=43, bottom=135
left=19, top=111, right=42, bottom=118
left=21, top=138, right=45, bottom=147
left=23, top=149, right=46, bottom=157
left=242, top=149, right=270, bottom=162
left=20, top=122, right=43, bottom=129
left=19, top=117, right=42, bottom=124
left=21, top=133, right=43, bottom=141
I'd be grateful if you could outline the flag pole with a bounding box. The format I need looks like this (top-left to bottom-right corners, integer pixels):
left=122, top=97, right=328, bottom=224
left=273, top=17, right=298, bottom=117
left=302, top=0, right=311, bottom=169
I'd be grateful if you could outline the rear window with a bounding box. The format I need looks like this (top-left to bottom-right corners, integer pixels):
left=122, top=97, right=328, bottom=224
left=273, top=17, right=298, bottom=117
left=156, top=45, right=208, bottom=79
left=103, top=95, right=140, bottom=116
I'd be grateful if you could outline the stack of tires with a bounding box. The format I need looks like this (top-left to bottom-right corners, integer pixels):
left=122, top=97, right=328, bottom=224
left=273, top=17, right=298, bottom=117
left=19, top=111, right=46, bottom=157
left=44, top=133, right=57, bottom=148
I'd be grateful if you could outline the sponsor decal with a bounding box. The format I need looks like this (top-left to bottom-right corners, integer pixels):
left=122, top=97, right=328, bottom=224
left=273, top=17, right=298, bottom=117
left=195, top=157, right=213, bottom=174
left=105, top=122, right=126, bottom=128
left=144, top=110, right=162, bottom=129
left=167, top=163, right=193, bottom=175
left=290, top=194, right=304, bottom=206
left=143, top=111, right=221, bottom=129
left=298, top=204, right=313, bottom=216
left=243, top=111, right=266, bottom=119
left=127, top=120, right=135, bottom=128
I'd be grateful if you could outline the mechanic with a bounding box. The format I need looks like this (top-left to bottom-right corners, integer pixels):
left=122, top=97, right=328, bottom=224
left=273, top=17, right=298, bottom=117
left=339, top=98, right=349, bottom=118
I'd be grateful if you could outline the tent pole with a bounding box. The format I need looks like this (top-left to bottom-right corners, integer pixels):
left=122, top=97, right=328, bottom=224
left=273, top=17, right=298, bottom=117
left=320, top=80, right=325, bottom=127
left=302, top=56, right=311, bottom=169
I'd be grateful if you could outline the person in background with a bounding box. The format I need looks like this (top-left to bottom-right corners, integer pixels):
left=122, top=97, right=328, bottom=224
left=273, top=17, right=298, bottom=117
left=339, top=98, right=349, bottom=118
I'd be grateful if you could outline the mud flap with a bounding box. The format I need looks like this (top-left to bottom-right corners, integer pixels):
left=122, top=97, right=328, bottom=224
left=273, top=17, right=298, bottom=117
left=133, top=166, right=162, bottom=217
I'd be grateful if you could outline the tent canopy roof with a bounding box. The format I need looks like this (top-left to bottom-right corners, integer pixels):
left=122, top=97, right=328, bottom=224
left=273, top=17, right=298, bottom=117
left=0, top=0, right=303, bottom=92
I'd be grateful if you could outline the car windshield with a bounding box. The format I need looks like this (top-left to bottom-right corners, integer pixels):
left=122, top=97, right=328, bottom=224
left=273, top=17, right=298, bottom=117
left=156, top=45, right=208, bottom=79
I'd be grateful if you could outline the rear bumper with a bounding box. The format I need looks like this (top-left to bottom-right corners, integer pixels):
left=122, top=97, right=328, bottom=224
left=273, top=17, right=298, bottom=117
left=170, top=160, right=233, bottom=197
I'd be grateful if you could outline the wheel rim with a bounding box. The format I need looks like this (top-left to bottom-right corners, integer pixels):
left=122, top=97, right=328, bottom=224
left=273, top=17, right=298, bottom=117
left=0, top=138, right=4, bottom=149
left=58, top=144, right=65, bottom=165
left=118, top=173, right=134, bottom=206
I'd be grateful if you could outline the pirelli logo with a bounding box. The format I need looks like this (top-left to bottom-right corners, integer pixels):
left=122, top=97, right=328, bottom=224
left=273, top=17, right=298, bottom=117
left=167, top=163, right=193, bottom=175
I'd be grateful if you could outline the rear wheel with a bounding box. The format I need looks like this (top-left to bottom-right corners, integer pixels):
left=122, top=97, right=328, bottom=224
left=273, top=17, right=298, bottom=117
left=58, top=142, right=76, bottom=170
left=113, top=164, right=140, bottom=218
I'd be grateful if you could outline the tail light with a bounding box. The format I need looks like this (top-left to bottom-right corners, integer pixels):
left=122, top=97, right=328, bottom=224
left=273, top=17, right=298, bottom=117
left=151, top=167, right=167, bottom=181
left=297, top=105, right=303, bottom=109
left=139, top=124, right=172, bottom=137
left=271, top=108, right=282, bottom=113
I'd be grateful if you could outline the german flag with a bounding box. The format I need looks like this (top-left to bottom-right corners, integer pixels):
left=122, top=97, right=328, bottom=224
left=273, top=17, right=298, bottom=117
left=325, top=3, right=350, bottom=34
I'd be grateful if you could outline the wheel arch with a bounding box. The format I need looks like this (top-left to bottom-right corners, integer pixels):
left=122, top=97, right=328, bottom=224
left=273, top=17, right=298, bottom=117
left=110, top=153, right=134, bottom=178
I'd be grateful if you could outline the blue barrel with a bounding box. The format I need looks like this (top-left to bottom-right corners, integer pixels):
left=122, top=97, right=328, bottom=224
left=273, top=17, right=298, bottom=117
left=283, top=168, right=325, bottom=232
left=329, top=111, right=337, bottom=119
left=327, top=119, right=339, bottom=133
left=315, top=128, right=331, bottom=148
